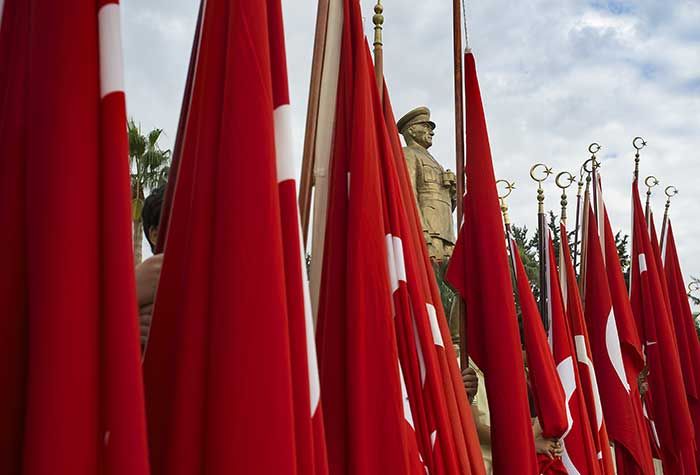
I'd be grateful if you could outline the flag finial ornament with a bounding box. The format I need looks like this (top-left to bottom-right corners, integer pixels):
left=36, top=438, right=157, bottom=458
left=660, top=185, right=678, bottom=250
left=530, top=163, right=553, bottom=214
left=373, top=0, right=383, bottom=48
left=644, top=175, right=659, bottom=219
left=496, top=179, right=515, bottom=224
left=633, top=136, right=647, bottom=179
left=555, top=171, right=575, bottom=223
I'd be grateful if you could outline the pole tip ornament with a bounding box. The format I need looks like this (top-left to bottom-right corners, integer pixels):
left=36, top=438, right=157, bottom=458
left=373, top=0, right=384, bottom=47
left=496, top=179, right=515, bottom=224
left=644, top=175, right=659, bottom=195
left=556, top=171, right=575, bottom=222
left=633, top=136, right=646, bottom=179
left=665, top=185, right=678, bottom=199
left=530, top=163, right=552, bottom=214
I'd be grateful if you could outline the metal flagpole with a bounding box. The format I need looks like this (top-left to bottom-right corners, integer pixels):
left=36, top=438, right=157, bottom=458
left=530, top=163, right=553, bottom=328
left=643, top=175, right=659, bottom=225
left=660, top=185, right=678, bottom=254
left=556, top=172, right=576, bottom=301
left=572, top=168, right=585, bottom=275
left=373, top=1, right=384, bottom=101
left=632, top=136, right=647, bottom=181
left=452, top=0, right=468, bottom=367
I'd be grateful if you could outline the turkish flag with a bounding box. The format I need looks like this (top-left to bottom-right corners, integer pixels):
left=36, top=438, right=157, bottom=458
left=381, top=85, right=486, bottom=474
left=315, top=0, right=427, bottom=472
left=446, top=51, right=538, bottom=475
left=630, top=181, right=697, bottom=474
left=143, top=0, right=326, bottom=473
left=664, top=221, right=700, bottom=471
left=546, top=235, right=601, bottom=474
left=0, top=1, right=149, bottom=473
left=584, top=204, right=654, bottom=474
left=512, top=239, right=567, bottom=439
left=559, top=223, right=616, bottom=474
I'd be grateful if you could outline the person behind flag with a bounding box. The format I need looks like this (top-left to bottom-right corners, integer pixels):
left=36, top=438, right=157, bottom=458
left=135, top=185, right=164, bottom=348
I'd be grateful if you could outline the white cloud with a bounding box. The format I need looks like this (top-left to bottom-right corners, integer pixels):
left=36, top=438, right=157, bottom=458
left=122, top=0, right=700, bottom=308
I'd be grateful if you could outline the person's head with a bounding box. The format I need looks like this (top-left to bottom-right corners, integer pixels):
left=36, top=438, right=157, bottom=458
left=397, top=106, right=436, bottom=150
left=638, top=366, right=650, bottom=397
left=142, top=185, right=165, bottom=253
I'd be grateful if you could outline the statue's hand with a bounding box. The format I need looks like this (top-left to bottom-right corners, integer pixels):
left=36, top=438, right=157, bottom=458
left=443, top=170, right=456, bottom=186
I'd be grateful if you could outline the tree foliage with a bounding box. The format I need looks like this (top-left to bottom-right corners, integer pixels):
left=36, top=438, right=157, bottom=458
left=128, top=119, right=171, bottom=263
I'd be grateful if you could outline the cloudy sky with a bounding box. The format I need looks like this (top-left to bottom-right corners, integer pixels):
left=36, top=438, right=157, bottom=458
left=122, top=0, right=700, bottom=307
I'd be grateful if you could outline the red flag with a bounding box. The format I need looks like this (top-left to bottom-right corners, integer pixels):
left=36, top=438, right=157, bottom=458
left=546, top=236, right=601, bottom=474
left=630, top=181, right=697, bottom=473
left=446, top=51, right=538, bottom=475
left=0, top=1, right=149, bottom=473
left=315, top=1, right=424, bottom=472
left=512, top=239, right=567, bottom=440
left=584, top=204, right=654, bottom=474
left=143, top=1, right=325, bottom=473
left=664, top=221, right=700, bottom=470
left=382, top=88, right=486, bottom=475
left=559, top=223, right=616, bottom=474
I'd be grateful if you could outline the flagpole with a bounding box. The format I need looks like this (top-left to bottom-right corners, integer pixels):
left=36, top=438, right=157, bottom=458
left=660, top=185, right=678, bottom=253
left=452, top=0, right=468, bottom=366
left=572, top=169, right=585, bottom=274
left=299, top=0, right=331, bottom=245
left=372, top=1, right=384, bottom=101
left=643, top=175, right=659, bottom=225
left=530, top=163, right=553, bottom=327
left=589, top=143, right=601, bottom=219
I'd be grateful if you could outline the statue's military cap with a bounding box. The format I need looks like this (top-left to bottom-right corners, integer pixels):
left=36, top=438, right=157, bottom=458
left=397, top=106, right=436, bottom=134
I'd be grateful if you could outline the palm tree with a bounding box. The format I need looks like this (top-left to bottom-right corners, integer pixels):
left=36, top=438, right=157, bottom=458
left=128, top=119, right=171, bottom=264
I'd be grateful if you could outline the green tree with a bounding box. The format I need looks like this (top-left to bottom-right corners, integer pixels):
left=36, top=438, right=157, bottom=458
left=128, top=119, right=171, bottom=264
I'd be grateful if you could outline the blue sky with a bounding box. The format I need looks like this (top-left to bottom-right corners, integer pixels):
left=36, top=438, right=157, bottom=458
left=122, top=0, right=700, bottom=308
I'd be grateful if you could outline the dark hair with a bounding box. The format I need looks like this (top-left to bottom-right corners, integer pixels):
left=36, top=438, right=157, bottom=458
left=142, top=185, right=165, bottom=253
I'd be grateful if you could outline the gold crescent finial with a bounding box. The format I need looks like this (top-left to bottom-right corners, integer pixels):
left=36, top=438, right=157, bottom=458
left=644, top=175, right=659, bottom=194
left=556, top=171, right=576, bottom=190
left=690, top=281, right=700, bottom=293
left=530, top=164, right=552, bottom=214
left=633, top=136, right=647, bottom=179
left=665, top=185, right=678, bottom=198
left=496, top=179, right=515, bottom=224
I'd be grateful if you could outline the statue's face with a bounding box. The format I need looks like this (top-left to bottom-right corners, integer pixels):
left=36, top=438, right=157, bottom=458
left=410, top=123, right=434, bottom=149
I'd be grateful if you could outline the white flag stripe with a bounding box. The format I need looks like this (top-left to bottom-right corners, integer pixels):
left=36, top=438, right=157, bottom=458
left=392, top=236, right=407, bottom=284
left=557, top=357, right=583, bottom=475
left=426, top=304, right=444, bottom=348
left=299, top=218, right=321, bottom=413
left=274, top=105, right=296, bottom=182
left=385, top=234, right=399, bottom=293
left=639, top=254, right=648, bottom=274
left=98, top=4, right=124, bottom=98
left=574, top=335, right=603, bottom=429
left=605, top=309, right=631, bottom=393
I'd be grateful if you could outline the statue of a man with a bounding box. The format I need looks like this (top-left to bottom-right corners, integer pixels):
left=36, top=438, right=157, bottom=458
left=397, top=107, right=456, bottom=262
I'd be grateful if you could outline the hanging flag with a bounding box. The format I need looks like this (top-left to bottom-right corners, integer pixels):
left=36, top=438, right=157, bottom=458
left=142, top=0, right=327, bottom=473
left=315, top=1, right=485, bottom=472
left=598, top=184, right=656, bottom=474
left=0, top=1, right=150, bottom=473
left=511, top=238, right=569, bottom=473
left=513, top=239, right=567, bottom=438
left=446, top=50, right=538, bottom=475
left=584, top=204, right=654, bottom=475
left=663, top=221, right=700, bottom=471
left=383, top=84, right=484, bottom=473
left=559, top=223, right=616, bottom=474
left=630, top=181, right=697, bottom=474
left=546, top=235, right=601, bottom=474
left=314, top=0, right=426, bottom=472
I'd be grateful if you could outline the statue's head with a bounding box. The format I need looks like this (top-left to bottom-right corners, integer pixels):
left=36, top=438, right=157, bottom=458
left=397, top=106, right=436, bottom=150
